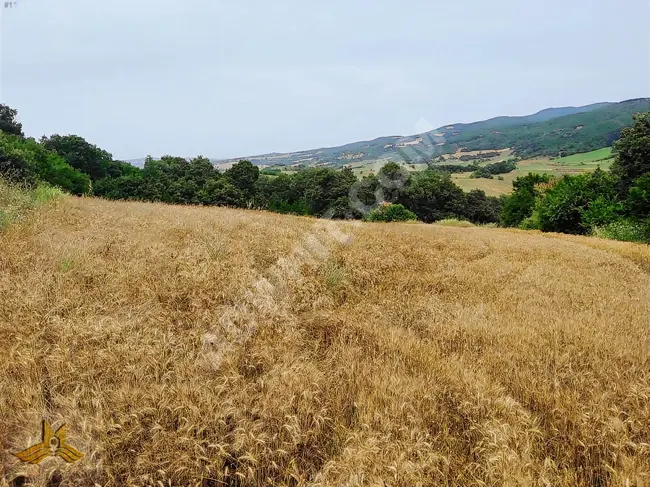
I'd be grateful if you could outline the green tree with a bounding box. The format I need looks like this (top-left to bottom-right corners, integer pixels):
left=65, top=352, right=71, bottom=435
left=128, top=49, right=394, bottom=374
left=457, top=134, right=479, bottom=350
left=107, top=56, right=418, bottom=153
left=0, top=141, right=33, bottom=183
left=465, top=189, right=502, bottom=224
left=611, top=112, right=650, bottom=192
left=0, top=104, right=24, bottom=137
left=94, top=173, right=143, bottom=200
left=377, top=162, right=409, bottom=203
left=41, top=134, right=113, bottom=182
left=348, top=174, right=381, bottom=215
left=535, top=169, right=619, bottom=234
left=0, top=133, right=90, bottom=194
left=501, top=173, right=553, bottom=227
left=225, top=160, right=259, bottom=200
left=399, top=170, right=466, bottom=223
left=289, top=167, right=356, bottom=217
left=626, top=174, right=650, bottom=218
left=200, top=178, right=245, bottom=207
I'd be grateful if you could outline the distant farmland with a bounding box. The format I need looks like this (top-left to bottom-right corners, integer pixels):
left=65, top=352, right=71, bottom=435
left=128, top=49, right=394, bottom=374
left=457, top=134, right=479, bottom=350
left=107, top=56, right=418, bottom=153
left=452, top=147, right=615, bottom=196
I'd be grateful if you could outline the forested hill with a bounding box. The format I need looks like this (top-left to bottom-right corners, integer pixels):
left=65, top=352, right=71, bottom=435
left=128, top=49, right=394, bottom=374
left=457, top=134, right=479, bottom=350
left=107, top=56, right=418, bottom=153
left=210, top=98, right=650, bottom=167
left=445, top=98, right=650, bottom=158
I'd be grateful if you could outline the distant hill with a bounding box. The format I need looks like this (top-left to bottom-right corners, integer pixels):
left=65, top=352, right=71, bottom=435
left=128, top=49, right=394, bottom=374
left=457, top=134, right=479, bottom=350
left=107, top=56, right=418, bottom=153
left=439, top=98, right=650, bottom=158
left=128, top=98, right=649, bottom=168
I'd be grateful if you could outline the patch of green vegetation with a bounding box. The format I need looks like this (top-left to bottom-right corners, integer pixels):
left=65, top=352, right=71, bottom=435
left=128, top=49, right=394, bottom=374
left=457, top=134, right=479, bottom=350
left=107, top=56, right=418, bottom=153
left=324, top=263, right=346, bottom=289
left=434, top=218, right=475, bottom=228
left=447, top=99, right=650, bottom=158
left=366, top=203, right=417, bottom=223
left=0, top=179, right=64, bottom=231
left=59, top=257, right=77, bottom=273
left=554, top=147, right=613, bottom=165
left=592, top=219, right=649, bottom=243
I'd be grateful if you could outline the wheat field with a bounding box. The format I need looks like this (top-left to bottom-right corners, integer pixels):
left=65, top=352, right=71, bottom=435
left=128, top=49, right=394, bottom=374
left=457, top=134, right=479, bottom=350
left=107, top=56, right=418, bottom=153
left=1, top=195, right=649, bottom=486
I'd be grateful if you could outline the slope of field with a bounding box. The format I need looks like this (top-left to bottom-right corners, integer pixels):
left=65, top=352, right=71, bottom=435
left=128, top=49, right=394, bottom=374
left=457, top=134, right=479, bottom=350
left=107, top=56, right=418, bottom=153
left=1, top=197, right=649, bottom=486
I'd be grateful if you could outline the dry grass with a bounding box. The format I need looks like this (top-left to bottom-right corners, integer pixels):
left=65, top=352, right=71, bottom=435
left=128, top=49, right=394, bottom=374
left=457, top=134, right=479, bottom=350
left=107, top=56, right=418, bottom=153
left=1, top=196, right=649, bottom=486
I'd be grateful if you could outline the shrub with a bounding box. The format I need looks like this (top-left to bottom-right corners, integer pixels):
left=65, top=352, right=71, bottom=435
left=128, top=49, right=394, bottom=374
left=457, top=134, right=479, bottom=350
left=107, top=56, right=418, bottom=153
left=367, top=203, right=417, bottom=222
left=626, top=174, right=650, bottom=218
left=470, top=167, right=493, bottom=179
left=535, top=170, right=619, bottom=234
left=519, top=213, right=541, bottom=230
left=0, top=179, right=63, bottom=230
left=592, top=219, right=649, bottom=243
left=464, top=189, right=502, bottom=224
left=0, top=133, right=91, bottom=195
left=501, top=173, right=553, bottom=227
left=580, top=196, right=624, bottom=230
left=399, top=170, right=466, bottom=223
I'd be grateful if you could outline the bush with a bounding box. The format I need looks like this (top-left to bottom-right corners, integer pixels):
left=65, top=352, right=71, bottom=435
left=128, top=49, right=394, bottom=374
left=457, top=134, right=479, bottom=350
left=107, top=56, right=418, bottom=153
left=520, top=213, right=541, bottom=230
left=0, top=179, right=63, bottom=229
left=367, top=203, right=417, bottom=222
left=535, top=170, right=619, bottom=234
left=592, top=219, right=649, bottom=243
left=626, top=174, right=650, bottom=218
left=580, top=196, right=624, bottom=230
left=399, top=170, right=466, bottom=223
left=465, top=189, right=502, bottom=224
left=0, top=133, right=91, bottom=195
left=470, top=167, right=493, bottom=179
left=501, top=173, right=553, bottom=227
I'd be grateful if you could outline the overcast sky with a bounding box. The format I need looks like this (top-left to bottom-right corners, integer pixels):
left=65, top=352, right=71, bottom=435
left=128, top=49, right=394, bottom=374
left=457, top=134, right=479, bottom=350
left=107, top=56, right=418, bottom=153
left=0, top=0, right=648, bottom=160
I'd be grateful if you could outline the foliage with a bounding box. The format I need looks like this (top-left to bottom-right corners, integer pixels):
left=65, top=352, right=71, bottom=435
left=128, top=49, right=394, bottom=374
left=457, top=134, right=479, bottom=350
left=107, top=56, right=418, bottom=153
left=611, top=113, right=650, bottom=192
left=225, top=159, right=260, bottom=200
left=592, top=219, right=649, bottom=243
left=0, top=104, right=24, bottom=137
left=0, top=133, right=91, bottom=195
left=398, top=170, right=467, bottom=223
left=367, top=203, right=417, bottom=222
left=501, top=173, right=553, bottom=227
left=503, top=113, right=650, bottom=240
left=484, top=159, right=517, bottom=175
left=470, top=167, right=494, bottom=179
left=464, top=189, right=503, bottom=224
left=200, top=178, right=245, bottom=207
left=533, top=169, right=620, bottom=234
left=459, top=151, right=501, bottom=162
left=0, top=178, right=64, bottom=230
left=580, top=196, right=624, bottom=230
left=3, top=100, right=650, bottom=242
left=449, top=99, right=650, bottom=158
left=41, top=134, right=114, bottom=181
left=626, top=174, right=650, bottom=218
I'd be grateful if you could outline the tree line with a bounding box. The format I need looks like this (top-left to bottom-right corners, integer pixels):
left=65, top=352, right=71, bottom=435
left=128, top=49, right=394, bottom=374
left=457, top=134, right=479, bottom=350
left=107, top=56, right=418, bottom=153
left=0, top=103, right=648, bottom=242
left=501, top=113, right=650, bottom=242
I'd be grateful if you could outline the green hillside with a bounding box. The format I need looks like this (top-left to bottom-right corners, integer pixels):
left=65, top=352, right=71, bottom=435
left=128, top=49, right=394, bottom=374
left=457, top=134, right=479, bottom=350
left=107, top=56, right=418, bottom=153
left=443, top=98, right=650, bottom=157
left=212, top=98, right=649, bottom=169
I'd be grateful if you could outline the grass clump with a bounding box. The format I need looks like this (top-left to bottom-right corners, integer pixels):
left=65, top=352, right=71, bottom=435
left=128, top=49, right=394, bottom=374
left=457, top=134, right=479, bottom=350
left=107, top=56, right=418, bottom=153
left=435, top=218, right=475, bottom=228
left=0, top=179, right=64, bottom=230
